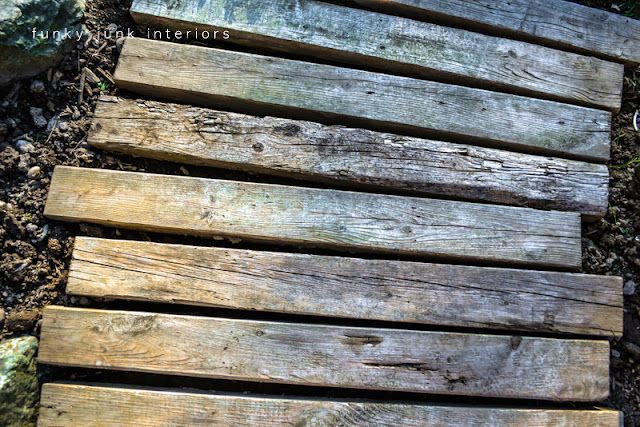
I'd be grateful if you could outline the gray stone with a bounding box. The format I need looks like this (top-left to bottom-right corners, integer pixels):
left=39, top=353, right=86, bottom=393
left=624, top=342, right=640, bottom=360
left=623, top=280, right=637, bottom=296
left=29, top=79, right=44, bottom=93
left=14, top=139, right=34, bottom=153
left=29, top=107, right=47, bottom=128
left=0, top=0, right=86, bottom=86
left=0, top=336, right=39, bottom=426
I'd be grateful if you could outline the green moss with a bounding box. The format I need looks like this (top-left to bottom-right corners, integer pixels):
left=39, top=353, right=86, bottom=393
left=0, top=336, right=39, bottom=427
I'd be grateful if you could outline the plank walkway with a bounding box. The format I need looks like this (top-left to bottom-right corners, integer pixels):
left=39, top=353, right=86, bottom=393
left=38, top=0, right=631, bottom=423
left=38, top=306, right=610, bottom=401
left=68, top=237, right=622, bottom=336
left=130, top=0, right=623, bottom=110
left=114, top=37, right=612, bottom=162
left=89, top=96, right=610, bottom=217
left=45, top=166, right=582, bottom=269
left=39, top=384, right=623, bottom=427
left=354, top=0, right=640, bottom=64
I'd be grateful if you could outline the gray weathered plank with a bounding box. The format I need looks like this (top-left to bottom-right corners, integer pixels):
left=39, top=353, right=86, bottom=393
left=354, top=0, right=640, bottom=65
left=129, top=0, right=623, bottom=110
left=38, top=307, right=610, bottom=401
left=39, top=383, right=623, bottom=426
left=114, top=37, right=612, bottom=162
left=88, top=96, right=610, bottom=217
left=44, top=166, right=583, bottom=269
left=67, top=237, right=623, bottom=336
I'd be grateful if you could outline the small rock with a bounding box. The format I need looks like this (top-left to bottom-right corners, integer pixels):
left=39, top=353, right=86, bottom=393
left=46, top=116, right=59, bottom=133
left=25, top=224, right=38, bottom=234
left=4, top=309, right=39, bottom=332
left=78, top=297, right=90, bottom=306
left=29, top=107, right=47, bottom=128
left=14, top=140, right=35, bottom=153
left=0, top=121, right=7, bottom=135
left=58, top=121, right=69, bottom=131
left=26, top=166, right=41, bottom=179
left=0, top=336, right=39, bottom=426
left=612, top=349, right=621, bottom=358
left=116, top=37, right=126, bottom=52
left=47, top=238, right=62, bottom=255
left=29, top=80, right=45, bottom=94
left=624, top=342, right=640, bottom=360
left=106, top=23, right=118, bottom=34
left=623, top=280, right=637, bottom=296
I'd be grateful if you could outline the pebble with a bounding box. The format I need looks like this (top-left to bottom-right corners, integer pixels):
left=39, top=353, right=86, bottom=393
left=624, top=342, right=640, bottom=360
left=27, top=166, right=41, bottom=179
left=116, top=37, right=126, bottom=52
left=30, top=80, right=45, bottom=94
left=624, top=280, right=637, bottom=296
left=58, top=121, right=69, bottom=131
left=612, top=349, right=621, bottom=358
left=29, top=107, right=47, bottom=128
left=25, top=224, right=38, bottom=234
left=4, top=309, right=39, bottom=332
left=106, top=23, right=118, bottom=34
left=14, top=140, right=35, bottom=153
left=0, top=121, right=7, bottom=135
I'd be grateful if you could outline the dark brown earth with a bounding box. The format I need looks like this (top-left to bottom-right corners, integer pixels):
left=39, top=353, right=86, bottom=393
left=1, top=0, right=639, bottom=425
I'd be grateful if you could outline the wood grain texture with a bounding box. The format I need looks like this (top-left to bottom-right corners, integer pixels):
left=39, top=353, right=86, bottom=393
left=67, top=237, right=623, bottom=336
left=129, top=0, right=623, bottom=110
left=88, top=96, right=610, bottom=218
left=113, top=37, right=612, bottom=162
left=39, top=383, right=623, bottom=426
left=354, top=0, right=640, bottom=65
left=38, top=307, right=611, bottom=401
left=44, top=166, right=583, bottom=269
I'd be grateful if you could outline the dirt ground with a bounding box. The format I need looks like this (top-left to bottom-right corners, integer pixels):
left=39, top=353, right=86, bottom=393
left=1, top=0, right=639, bottom=424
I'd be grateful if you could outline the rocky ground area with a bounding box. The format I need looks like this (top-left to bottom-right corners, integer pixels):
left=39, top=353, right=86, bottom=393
left=1, top=0, right=639, bottom=425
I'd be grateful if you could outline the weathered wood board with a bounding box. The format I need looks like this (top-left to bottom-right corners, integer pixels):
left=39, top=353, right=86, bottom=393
left=39, top=383, right=623, bottom=426
left=114, top=38, right=612, bottom=162
left=354, top=0, right=640, bottom=65
left=44, top=166, right=583, bottom=269
left=88, top=96, right=610, bottom=217
left=67, top=237, right=623, bottom=336
left=129, top=0, right=623, bottom=110
left=38, top=307, right=610, bottom=401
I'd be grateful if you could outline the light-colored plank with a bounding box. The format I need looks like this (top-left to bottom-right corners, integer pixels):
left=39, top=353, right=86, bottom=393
left=88, top=96, right=610, bottom=218
left=113, top=37, right=612, bottom=162
left=354, top=0, right=640, bottom=65
left=129, top=0, right=623, bottom=111
left=44, top=166, right=582, bottom=269
left=67, top=237, right=623, bottom=336
left=39, top=383, right=623, bottom=427
left=38, top=307, right=610, bottom=401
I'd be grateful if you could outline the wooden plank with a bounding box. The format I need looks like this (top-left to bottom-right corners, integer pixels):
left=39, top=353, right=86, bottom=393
left=38, top=307, right=611, bottom=401
left=354, top=0, right=640, bottom=65
left=88, top=96, right=610, bottom=218
left=129, top=0, right=623, bottom=111
left=113, top=37, right=612, bottom=162
left=39, top=383, right=623, bottom=426
left=44, top=166, right=583, bottom=269
left=67, top=237, right=623, bottom=336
